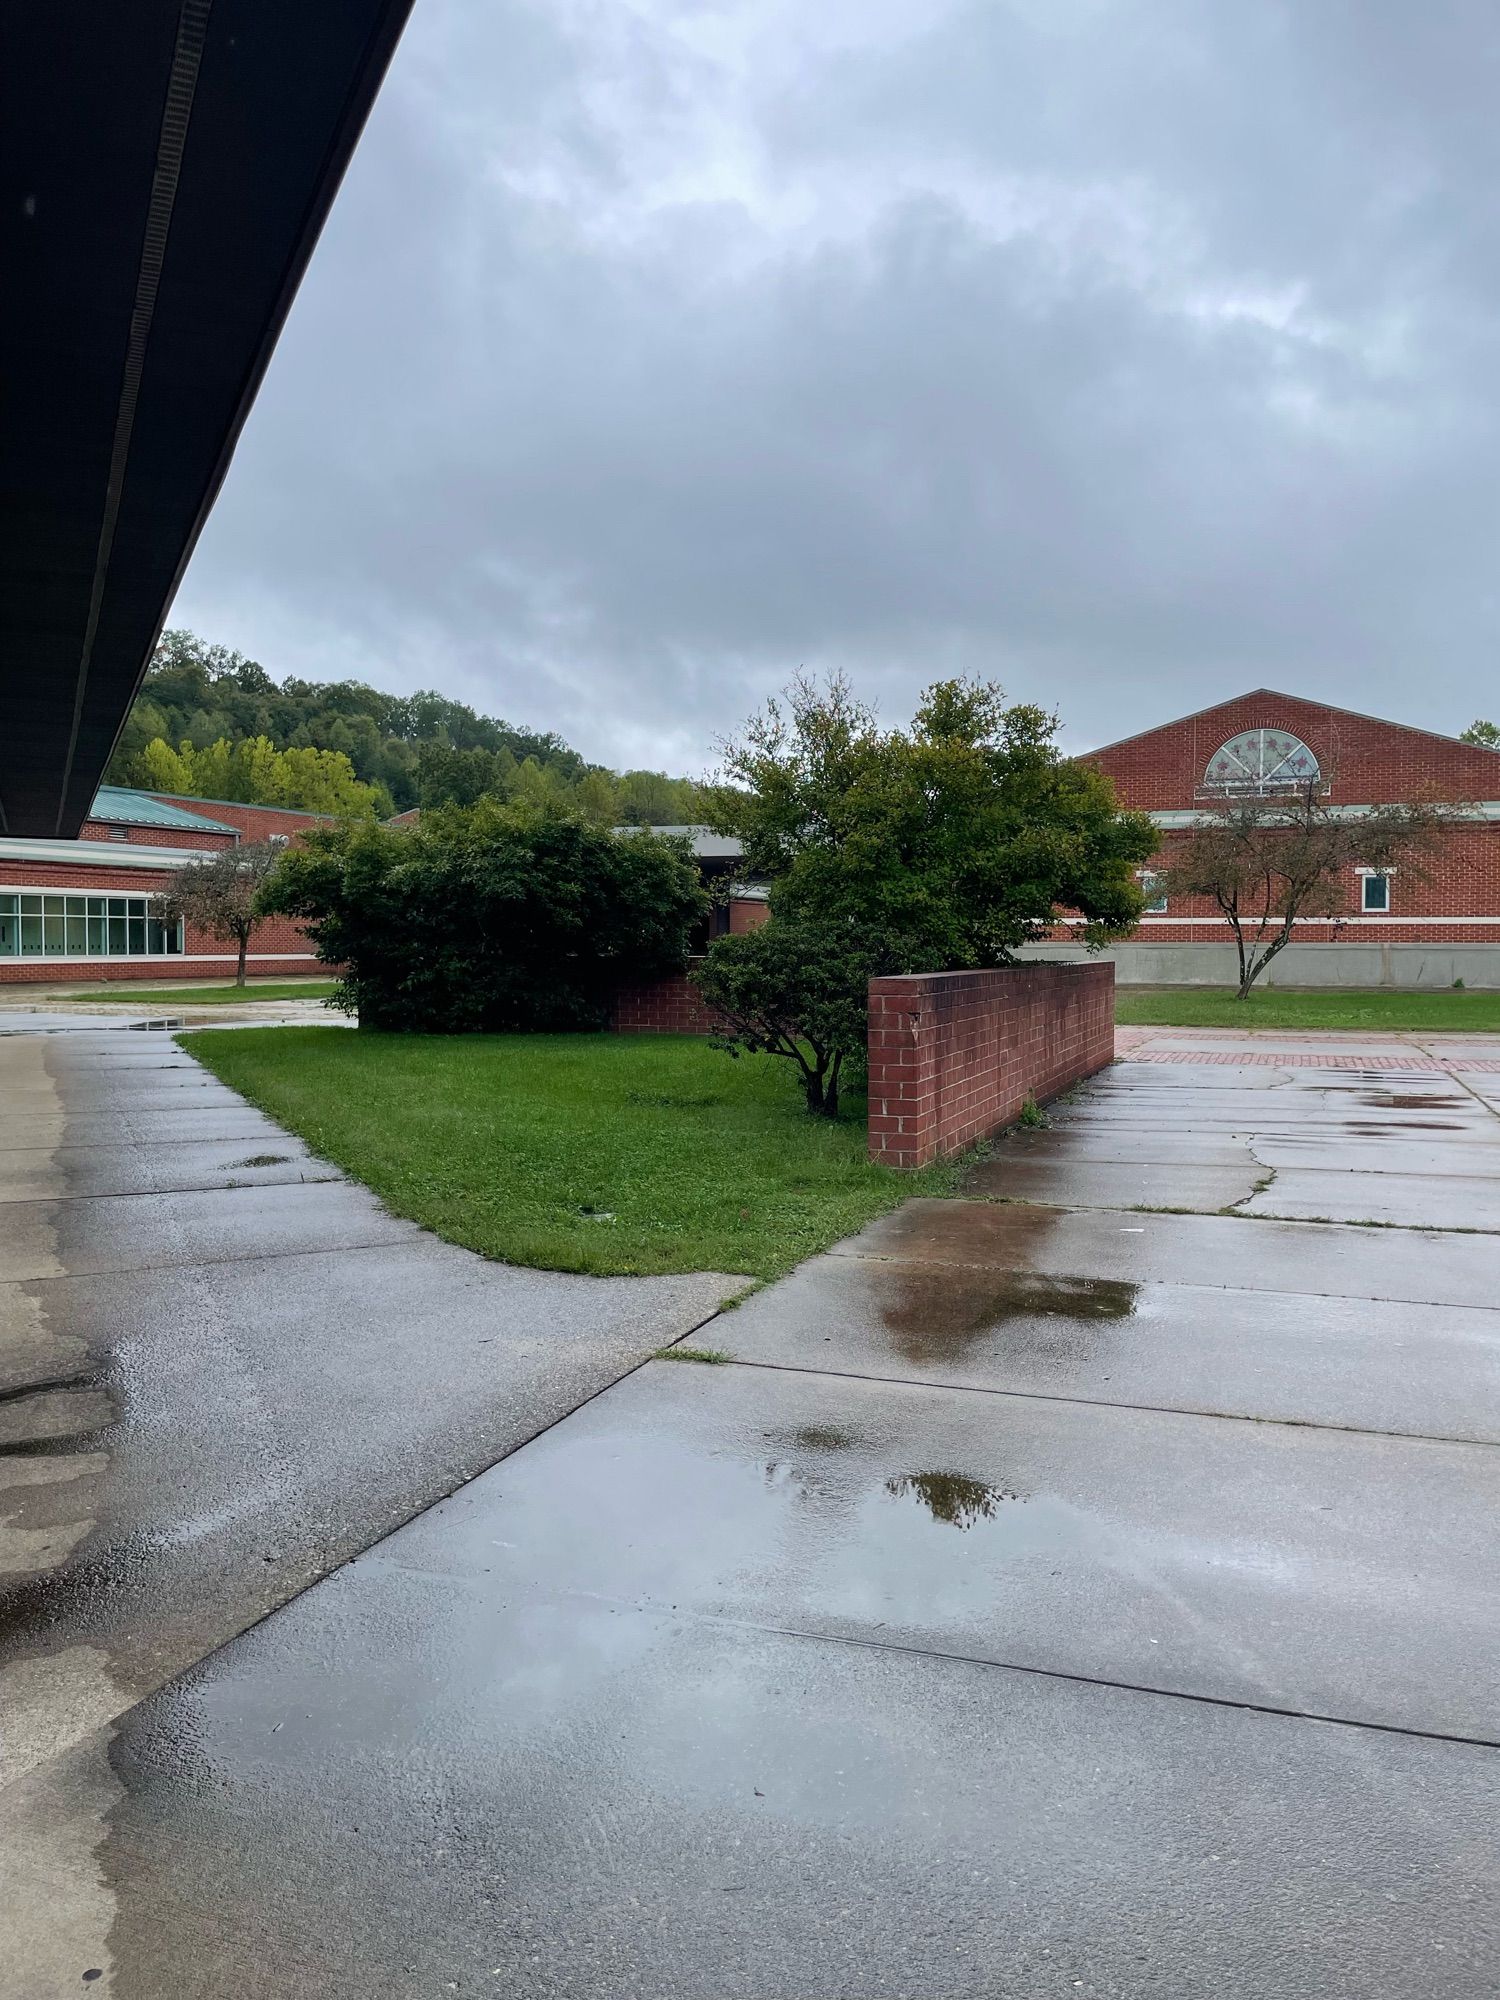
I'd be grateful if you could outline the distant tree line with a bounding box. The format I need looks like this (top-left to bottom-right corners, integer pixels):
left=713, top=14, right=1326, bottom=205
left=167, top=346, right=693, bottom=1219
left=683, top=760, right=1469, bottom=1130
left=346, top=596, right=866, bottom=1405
left=108, top=629, right=702, bottom=822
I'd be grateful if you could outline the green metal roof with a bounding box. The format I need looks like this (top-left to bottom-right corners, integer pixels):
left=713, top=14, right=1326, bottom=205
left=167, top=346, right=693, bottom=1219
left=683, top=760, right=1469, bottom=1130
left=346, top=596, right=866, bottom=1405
left=89, top=786, right=238, bottom=835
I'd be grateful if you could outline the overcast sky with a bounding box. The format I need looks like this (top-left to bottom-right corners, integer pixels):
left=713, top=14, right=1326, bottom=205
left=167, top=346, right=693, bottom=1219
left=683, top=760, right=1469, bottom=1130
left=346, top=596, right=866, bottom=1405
left=173, top=0, right=1500, bottom=771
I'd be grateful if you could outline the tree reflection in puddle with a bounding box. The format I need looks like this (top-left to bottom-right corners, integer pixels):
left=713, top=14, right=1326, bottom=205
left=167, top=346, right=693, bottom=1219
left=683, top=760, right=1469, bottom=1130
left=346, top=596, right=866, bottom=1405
left=884, top=1469, right=1022, bottom=1529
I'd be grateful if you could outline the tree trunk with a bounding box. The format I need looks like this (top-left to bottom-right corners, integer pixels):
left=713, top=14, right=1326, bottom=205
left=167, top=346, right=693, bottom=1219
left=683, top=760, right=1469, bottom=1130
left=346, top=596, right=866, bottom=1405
left=236, top=931, right=248, bottom=987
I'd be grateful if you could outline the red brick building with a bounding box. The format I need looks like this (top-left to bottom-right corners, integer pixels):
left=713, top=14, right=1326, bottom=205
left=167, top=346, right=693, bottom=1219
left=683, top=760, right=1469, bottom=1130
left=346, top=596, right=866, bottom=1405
left=0, top=787, right=329, bottom=984
left=1068, top=691, right=1500, bottom=987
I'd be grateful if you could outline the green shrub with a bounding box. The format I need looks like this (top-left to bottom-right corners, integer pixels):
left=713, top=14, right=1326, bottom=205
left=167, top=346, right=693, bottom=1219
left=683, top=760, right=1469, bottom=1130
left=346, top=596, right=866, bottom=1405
left=259, top=798, right=706, bottom=1032
left=694, top=917, right=891, bottom=1117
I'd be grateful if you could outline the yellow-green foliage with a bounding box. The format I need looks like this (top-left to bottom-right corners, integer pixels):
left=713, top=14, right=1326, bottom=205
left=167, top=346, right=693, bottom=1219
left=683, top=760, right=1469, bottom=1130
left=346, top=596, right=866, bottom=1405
left=136, top=735, right=384, bottom=816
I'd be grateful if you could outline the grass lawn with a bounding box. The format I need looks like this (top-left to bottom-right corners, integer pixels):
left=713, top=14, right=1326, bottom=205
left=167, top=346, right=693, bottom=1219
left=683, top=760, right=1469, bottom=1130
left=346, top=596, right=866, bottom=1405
left=182, top=1028, right=957, bottom=1281
left=65, top=981, right=339, bottom=1006
left=1115, top=986, right=1500, bottom=1031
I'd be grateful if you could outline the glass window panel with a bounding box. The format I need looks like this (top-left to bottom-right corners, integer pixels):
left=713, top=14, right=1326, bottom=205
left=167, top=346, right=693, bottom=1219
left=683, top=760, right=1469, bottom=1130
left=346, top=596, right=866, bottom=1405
left=164, top=920, right=183, bottom=955
left=43, top=895, right=64, bottom=917
left=1361, top=873, right=1390, bottom=913
left=108, top=916, right=128, bottom=954
left=0, top=897, right=15, bottom=956
left=20, top=911, right=42, bottom=953
left=127, top=916, right=147, bottom=955
left=108, top=898, right=127, bottom=918
left=87, top=897, right=106, bottom=917
left=87, top=915, right=108, bottom=954
left=66, top=914, right=87, bottom=953
left=43, top=914, right=64, bottom=953
left=20, top=895, right=42, bottom=918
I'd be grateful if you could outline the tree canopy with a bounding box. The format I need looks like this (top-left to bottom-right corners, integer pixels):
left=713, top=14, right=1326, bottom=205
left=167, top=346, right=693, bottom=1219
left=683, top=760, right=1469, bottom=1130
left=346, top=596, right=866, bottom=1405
left=135, top=736, right=385, bottom=816
left=109, top=628, right=702, bottom=822
left=704, top=673, right=1156, bottom=965
left=696, top=673, right=1155, bottom=1112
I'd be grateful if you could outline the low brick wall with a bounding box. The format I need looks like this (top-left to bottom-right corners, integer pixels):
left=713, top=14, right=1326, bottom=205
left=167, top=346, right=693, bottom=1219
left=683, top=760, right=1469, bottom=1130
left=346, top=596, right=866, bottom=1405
left=611, top=964, right=719, bottom=1034
left=867, top=962, right=1114, bottom=1168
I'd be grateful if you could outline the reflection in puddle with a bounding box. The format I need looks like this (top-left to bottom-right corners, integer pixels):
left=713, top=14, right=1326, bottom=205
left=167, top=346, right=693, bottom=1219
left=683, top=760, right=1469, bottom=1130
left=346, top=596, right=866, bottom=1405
left=790, top=1425, right=856, bottom=1451
left=879, top=1268, right=1139, bottom=1364
left=885, top=1470, right=1021, bottom=1529
left=1357, top=1092, right=1467, bottom=1110
left=1343, top=1119, right=1465, bottom=1133
left=123, top=1018, right=185, bottom=1032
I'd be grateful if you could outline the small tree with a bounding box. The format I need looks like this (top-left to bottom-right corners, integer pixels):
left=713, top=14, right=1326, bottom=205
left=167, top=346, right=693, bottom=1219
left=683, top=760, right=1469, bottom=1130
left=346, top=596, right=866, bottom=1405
left=153, top=841, right=284, bottom=987
left=1461, top=719, right=1500, bottom=748
left=1161, top=787, right=1456, bottom=999
left=694, top=919, right=882, bottom=1117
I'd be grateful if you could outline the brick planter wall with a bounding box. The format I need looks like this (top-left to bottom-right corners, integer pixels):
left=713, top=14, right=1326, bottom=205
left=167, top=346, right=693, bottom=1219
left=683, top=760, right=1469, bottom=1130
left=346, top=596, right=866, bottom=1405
left=867, top=962, right=1115, bottom=1168
left=611, top=964, right=720, bottom=1034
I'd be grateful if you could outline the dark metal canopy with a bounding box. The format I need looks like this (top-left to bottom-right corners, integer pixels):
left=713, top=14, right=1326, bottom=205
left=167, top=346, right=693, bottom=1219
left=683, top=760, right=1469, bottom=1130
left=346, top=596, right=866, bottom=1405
left=0, top=0, right=414, bottom=836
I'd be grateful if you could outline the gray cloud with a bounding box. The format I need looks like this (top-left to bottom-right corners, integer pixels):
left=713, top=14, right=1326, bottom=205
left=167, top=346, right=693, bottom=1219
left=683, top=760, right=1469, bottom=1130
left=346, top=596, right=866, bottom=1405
left=173, top=0, right=1500, bottom=768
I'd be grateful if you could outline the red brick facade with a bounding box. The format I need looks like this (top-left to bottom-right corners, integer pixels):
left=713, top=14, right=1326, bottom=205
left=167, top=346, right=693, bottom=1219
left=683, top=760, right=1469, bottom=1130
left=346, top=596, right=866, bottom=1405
left=146, top=795, right=335, bottom=845
left=1084, top=691, right=1500, bottom=946
left=0, top=790, right=330, bottom=983
left=80, top=821, right=237, bottom=850
left=612, top=900, right=768, bottom=1029
left=866, top=964, right=1116, bottom=1168
left=727, top=897, right=770, bottom=935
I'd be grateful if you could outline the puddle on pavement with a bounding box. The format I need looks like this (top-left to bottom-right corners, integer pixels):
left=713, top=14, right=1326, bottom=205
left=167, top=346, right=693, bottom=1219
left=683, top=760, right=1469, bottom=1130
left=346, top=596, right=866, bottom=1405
left=1343, top=1119, right=1465, bottom=1134
left=122, top=1018, right=184, bottom=1033
left=884, top=1469, right=1021, bottom=1528
left=876, top=1266, right=1140, bottom=1365
left=1357, top=1092, right=1468, bottom=1110
left=788, top=1425, right=858, bottom=1451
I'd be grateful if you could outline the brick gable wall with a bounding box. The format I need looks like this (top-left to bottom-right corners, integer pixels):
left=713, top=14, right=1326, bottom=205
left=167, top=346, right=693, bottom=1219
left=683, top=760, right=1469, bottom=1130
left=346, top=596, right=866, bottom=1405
left=1086, top=692, right=1500, bottom=812
left=1081, top=693, right=1500, bottom=944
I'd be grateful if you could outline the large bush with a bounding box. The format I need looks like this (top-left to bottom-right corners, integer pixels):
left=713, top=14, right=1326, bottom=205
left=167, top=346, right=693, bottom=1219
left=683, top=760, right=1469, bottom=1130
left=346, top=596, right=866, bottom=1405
left=260, top=798, right=707, bottom=1031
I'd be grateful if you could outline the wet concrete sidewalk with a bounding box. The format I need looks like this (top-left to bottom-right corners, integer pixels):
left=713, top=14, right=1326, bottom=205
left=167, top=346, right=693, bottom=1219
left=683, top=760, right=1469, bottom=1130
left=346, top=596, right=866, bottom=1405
left=0, top=1024, right=737, bottom=1992
left=14, top=1031, right=1495, bottom=1997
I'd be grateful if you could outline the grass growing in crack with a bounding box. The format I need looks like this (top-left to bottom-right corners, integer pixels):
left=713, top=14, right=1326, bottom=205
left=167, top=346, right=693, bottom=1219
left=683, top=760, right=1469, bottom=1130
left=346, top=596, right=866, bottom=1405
left=652, top=1346, right=732, bottom=1364
left=1016, top=1095, right=1049, bottom=1129
left=181, top=1028, right=962, bottom=1279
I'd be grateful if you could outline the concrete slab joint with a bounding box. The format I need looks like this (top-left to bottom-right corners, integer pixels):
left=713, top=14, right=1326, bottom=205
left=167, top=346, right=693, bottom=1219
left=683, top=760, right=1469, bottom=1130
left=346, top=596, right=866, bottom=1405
left=867, top=962, right=1115, bottom=1167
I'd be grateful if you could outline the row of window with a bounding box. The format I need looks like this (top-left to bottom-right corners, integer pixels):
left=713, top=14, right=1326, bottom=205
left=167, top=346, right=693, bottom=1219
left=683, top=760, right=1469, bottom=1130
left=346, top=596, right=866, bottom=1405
left=0, top=894, right=184, bottom=959
left=1139, top=872, right=1392, bottom=915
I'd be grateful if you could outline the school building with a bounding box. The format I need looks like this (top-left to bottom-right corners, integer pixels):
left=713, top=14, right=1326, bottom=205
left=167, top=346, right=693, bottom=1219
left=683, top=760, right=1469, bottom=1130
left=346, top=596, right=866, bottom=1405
left=1055, top=690, right=1500, bottom=988
left=0, top=787, right=327, bottom=984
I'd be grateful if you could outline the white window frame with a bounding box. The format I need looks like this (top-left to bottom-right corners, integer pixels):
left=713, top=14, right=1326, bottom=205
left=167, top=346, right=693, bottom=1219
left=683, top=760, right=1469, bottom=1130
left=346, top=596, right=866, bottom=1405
left=1357, top=867, right=1393, bottom=914
left=0, top=889, right=184, bottom=961
left=1137, top=869, right=1168, bottom=914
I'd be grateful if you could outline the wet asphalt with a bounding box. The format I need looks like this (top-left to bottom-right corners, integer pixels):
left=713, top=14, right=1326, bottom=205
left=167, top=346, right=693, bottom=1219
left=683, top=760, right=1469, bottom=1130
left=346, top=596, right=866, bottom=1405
left=5, top=1031, right=1500, bottom=1996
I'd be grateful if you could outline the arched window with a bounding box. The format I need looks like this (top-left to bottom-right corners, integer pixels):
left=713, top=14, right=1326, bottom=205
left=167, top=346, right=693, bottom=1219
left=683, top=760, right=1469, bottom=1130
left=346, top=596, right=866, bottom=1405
left=1201, top=728, right=1321, bottom=794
